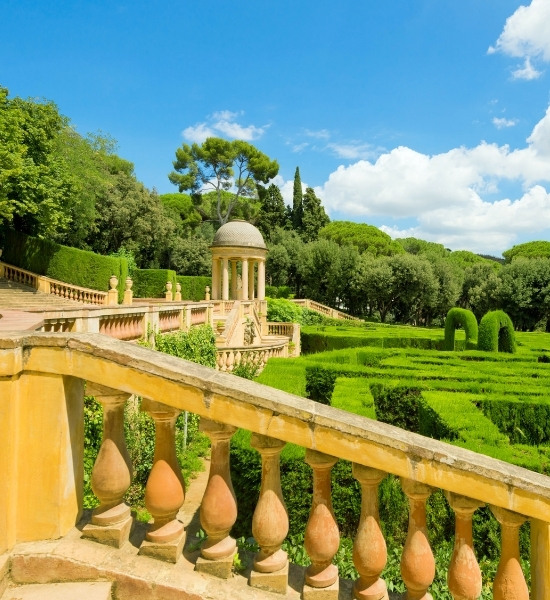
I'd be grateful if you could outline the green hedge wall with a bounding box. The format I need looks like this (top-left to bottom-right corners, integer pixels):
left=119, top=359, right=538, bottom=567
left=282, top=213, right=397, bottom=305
left=478, top=310, right=516, bottom=353
left=133, top=269, right=177, bottom=298
left=443, top=307, right=478, bottom=351
left=176, top=276, right=212, bottom=301
left=2, top=230, right=127, bottom=301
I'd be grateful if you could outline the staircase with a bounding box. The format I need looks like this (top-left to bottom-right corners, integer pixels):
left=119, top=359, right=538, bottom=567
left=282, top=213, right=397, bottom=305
left=1, top=582, right=113, bottom=600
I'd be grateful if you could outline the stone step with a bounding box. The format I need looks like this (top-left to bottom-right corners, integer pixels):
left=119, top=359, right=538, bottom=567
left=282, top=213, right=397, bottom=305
left=1, top=582, right=112, bottom=600
left=0, top=278, right=91, bottom=311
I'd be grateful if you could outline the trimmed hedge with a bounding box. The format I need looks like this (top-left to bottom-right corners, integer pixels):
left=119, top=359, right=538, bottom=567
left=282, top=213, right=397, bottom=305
left=176, top=276, right=212, bottom=301
left=2, top=230, right=127, bottom=301
left=478, top=310, right=516, bottom=353
left=133, top=268, right=177, bottom=298
left=444, top=307, right=478, bottom=351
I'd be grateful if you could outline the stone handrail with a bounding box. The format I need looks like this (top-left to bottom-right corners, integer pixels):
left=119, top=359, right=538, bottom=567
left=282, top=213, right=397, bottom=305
left=1, top=331, right=549, bottom=598
left=291, top=298, right=360, bottom=321
left=0, top=261, right=108, bottom=305
left=216, top=341, right=288, bottom=373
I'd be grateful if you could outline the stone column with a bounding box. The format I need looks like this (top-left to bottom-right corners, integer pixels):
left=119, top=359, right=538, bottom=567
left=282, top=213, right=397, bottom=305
left=231, top=260, right=237, bottom=300
left=250, top=433, right=289, bottom=594
left=352, top=464, right=388, bottom=600
left=491, top=506, right=529, bottom=600
left=139, top=399, right=186, bottom=563
left=123, top=277, right=133, bottom=305
left=212, top=257, right=220, bottom=300
left=222, top=258, right=229, bottom=301
left=446, top=492, right=483, bottom=600
left=241, top=258, right=249, bottom=301
left=249, top=260, right=255, bottom=301
left=303, top=450, right=340, bottom=600
left=400, top=479, right=435, bottom=600
left=195, top=419, right=238, bottom=578
left=257, top=260, right=266, bottom=300
left=82, top=384, right=133, bottom=548
left=531, top=518, right=550, bottom=600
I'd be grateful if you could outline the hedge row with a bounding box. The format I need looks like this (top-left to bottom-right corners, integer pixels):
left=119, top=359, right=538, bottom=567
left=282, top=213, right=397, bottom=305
left=176, top=276, right=211, bottom=301
left=2, top=230, right=128, bottom=301
left=443, top=307, right=478, bottom=350
left=132, top=268, right=177, bottom=298
left=478, top=310, right=517, bottom=353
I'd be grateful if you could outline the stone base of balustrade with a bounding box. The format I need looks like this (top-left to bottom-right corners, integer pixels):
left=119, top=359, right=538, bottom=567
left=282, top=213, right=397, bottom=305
left=195, top=549, right=236, bottom=579
left=81, top=515, right=133, bottom=549
left=249, top=561, right=289, bottom=595
left=302, top=579, right=339, bottom=600
left=138, top=528, right=186, bottom=563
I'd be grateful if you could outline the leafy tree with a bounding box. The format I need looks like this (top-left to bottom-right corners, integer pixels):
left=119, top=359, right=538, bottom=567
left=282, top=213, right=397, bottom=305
left=448, top=250, right=498, bottom=272
left=423, top=258, right=461, bottom=325
left=503, top=240, right=550, bottom=263
left=267, top=227, right=305, bottom=295
left=256, top=183, right=289, bottom=240
left=0, top=86, right=75, bottom=239
left=319, top=221, right=404, bottom=257
left=460, top=262, right=501, bottom=321
left=292, top=167, right=303, bottom=232
left=160, top=193, right=202, bottom=233
left=396, top=237, right=449, bottom=259
left=168, top=137, right=278, bottom=226
left=301, top=187, right=329, bottom=242
left=169, top=235, right=211, bottom=276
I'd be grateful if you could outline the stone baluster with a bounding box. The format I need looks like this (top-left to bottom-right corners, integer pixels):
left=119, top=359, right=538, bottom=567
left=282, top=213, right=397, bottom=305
left=250, top=433, right=289, bottom=594
left=195, top=419, right=238, bottom=578
left=82, top=384, right=133, bottom=548
left=400, top=479, right=435, bottom=600
left=303, top=450, right=339, bottom=599
left=445, top=492, right=483, bottom=600
left=490, top=506, right=529, bottom=600
left=352, top=464, right=388, bottom=600
left=139, top=398, right=186, bottom=563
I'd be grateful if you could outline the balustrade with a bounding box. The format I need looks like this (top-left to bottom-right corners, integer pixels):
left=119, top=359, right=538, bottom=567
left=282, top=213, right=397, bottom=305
left=1, top=332, right=547, bottom=598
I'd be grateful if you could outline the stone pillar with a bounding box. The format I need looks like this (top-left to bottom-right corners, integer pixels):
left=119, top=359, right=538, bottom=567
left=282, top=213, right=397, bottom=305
left=212, top=257, right=220, bottom=300
left=250, top=433, right=288, bottom=594
left=446, top=492, right=483, bottom=600
left=174, top=282, right=182, bottom=302
left=531, top=518, right=550, bottom=600
left=195, top=419, right=238, bottom=578
left=400, top=479, right=435, bottom=600
left=491, top=506, right=529, bottom=600
left=82, top=384, right=133, bottom=548
left=352, top=464, right=388, bottom=600
left=165, top=281, right=173, bottom=301
left=248, top=260, right=255, bottom=301
left=123, top=277, right=133, bottom=305
left=257, top=260, right=266, bottom=300
left=241, top=259, right=249, bottom=301
left=107, top=275, right=118, bottom=305
left=303, top=450, right=340, bottom=600
left=139, top=399, right=185, bottom=563
left=222, top=258, right=229, bottom=301
left=231, top=261, right=237, bottom=300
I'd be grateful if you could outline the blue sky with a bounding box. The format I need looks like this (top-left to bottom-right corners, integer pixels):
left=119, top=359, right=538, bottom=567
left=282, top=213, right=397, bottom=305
left=2, top=0, right=550, bottom=256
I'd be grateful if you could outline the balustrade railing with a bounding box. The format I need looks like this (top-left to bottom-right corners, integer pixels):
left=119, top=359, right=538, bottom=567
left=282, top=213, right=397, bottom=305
left=2, top=331, right=550, bottom=599
left=99, top=313, right=145, bottom=340
left=158, top=309, right=181, bottom=333
left=291, top=298, right=360, bottom=321
left=216, top=342, right=287, bottom=373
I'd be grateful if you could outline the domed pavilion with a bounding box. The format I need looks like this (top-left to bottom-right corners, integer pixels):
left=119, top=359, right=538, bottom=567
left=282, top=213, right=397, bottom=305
left=210, top=220, right=267, bottom=301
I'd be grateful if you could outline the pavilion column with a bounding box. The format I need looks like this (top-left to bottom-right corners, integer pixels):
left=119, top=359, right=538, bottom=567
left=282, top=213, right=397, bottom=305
left=258, top=260, right=265, bottom=300
left=248, top=260, right=255, bottom=300
left=241, top=259, right=249, bottom=300
left=231, top=260, right=237, bottom=300
left=222, top=258, right=229, bottom=301
left=212, top=257, right=220, bottom=301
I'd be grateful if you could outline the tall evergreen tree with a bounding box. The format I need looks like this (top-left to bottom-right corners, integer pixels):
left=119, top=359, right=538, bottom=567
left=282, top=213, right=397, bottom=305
left=292, top=166, right=303, bottom=232
left=302, top=187, right=330, bottom=242
left=256, top=183, right=288, bottom=241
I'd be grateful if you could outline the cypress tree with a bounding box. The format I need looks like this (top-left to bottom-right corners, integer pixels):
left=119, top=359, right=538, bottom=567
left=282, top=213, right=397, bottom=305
left=292, top=166, right=303, bottom=232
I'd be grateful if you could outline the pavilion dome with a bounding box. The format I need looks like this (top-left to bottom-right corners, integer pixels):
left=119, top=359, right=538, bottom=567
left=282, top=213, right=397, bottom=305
left=211, top=220, right=266, bottom=250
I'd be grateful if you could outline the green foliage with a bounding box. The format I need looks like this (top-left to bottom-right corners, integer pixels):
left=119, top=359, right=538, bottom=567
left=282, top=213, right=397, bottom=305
left=265, top=285, right=293, bottom=299
left=169, top=137, right=278, bottom=225
left=267, top=297, right=304, bottom=323
left=152, top=326, right=217, bottom=368
left=396, top=237, right=449, bottom=258
left=133, top=268, right=177, bottom=298
left=83, top=396, right=103, bottom=508
left=503, top=240, right=550, bottom=262
left=232, top=355, right=263, bottom=380
left=2, top=229, right=127, bottom=297
left=301, top=187, right=329, bottom=242
left=478, top=310, right=516, bottom=353
left=305, top=366, right=337, bottom=404
left=176, top=275, right=212, bottom=301
left=319, top=220, right=404, bottom=256
left=444, top=307, right=478, bottom=350
left=292, top=167, right=303, bottom=231
left=256, top=183, right=289, bottom=240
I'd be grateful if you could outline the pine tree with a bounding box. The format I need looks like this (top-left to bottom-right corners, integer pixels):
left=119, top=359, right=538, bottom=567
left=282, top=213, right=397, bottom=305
left=302, top=187, right=330, bottom=242
left=292, top=166, right=303, bottom=232
left=256, top=183, right=289, bottom=241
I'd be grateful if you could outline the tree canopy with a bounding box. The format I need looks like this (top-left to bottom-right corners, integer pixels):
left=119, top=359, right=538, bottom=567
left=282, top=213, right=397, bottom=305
left=503, top=241, right=550, bottom=263
left=168, top=137, right=279, bottom=226
left=319, top=221, right=404, bottom=256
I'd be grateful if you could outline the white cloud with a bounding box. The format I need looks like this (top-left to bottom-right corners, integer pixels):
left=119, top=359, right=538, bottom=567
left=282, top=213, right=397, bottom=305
left=493, top=117, right=519, bottom=129
left=512, top=56, right=542, bottom=80
left=182, top=110, right=266, bottom=143
left=327, top=142, right=374, bottom=160
left=305, top=128, right=331, bottom=140
left=490, top=0, right=550, bottom=60
left=317, top=106, right=550, bottom=254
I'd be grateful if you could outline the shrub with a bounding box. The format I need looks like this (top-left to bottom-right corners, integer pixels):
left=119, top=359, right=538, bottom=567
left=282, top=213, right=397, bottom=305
left=133, top=268, right=177, bottom=298
left=305, top=365, right=338, bottom=404
left=150, top=325, right=217, bottom=367
left=444, top=307, right=478, bottom=351
left=478, top=310, right=516, bottom=353
left=267, top=297, right=304, bottom=323
left=176, top=275, right=212, bottom=301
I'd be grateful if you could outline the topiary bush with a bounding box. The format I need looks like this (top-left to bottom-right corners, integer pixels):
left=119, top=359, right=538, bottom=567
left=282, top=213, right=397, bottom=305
left=305, top=365, right=338, bottom=404
left=133, top=268, right=177, bottom=298
left=176, top=275, right=212, bottom=301
left=443, top=307, right=478, bottom=351
left=478, top=310, right=516, bottom=353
